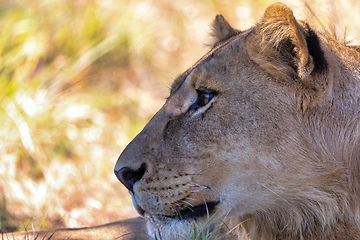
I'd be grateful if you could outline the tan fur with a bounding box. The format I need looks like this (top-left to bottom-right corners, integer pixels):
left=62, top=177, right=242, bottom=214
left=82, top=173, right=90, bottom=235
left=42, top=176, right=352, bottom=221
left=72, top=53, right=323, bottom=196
left=210, top=14, right=239, bottom=47
left=7, top=218, right=147, bottom=240
left=115, top=3, right=360, bottom=239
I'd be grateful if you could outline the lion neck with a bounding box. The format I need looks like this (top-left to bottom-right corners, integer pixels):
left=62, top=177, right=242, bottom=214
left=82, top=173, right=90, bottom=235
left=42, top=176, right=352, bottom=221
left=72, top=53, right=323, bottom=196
left=235, top=207, right=360, bottom=240
left=232, top=44, right=360, bottom=239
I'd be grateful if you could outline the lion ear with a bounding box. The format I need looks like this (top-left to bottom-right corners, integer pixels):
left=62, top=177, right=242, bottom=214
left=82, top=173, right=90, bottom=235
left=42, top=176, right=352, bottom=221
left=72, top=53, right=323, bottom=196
left=211, top=15, right=239, bottom=47
left=247, top=3, right=328, bottom=88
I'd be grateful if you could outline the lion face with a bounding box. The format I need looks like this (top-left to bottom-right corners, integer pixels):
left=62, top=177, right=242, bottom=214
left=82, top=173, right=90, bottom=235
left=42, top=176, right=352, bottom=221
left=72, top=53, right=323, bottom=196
left=115, top=3, right=360, bottom=240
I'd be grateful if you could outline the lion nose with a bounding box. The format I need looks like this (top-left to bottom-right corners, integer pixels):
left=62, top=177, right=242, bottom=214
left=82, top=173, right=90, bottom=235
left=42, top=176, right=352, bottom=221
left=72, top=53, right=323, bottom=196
left=114, top=163, right=146, bottom=192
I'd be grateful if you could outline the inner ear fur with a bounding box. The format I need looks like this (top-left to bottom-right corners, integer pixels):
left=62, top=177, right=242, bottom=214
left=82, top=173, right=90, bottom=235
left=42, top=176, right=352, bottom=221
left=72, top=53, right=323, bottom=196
left=210, top=14, right=239, bottom=47
left=246, top=3, right=330, bottom=110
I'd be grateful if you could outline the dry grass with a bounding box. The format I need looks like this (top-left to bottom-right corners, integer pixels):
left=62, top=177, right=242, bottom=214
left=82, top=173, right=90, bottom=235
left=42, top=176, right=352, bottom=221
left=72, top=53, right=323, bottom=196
left=0, top=0, right=359, bottom=235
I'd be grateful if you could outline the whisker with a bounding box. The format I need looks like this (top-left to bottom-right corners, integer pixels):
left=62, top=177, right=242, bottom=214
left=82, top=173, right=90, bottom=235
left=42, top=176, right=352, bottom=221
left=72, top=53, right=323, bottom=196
left=184, top=197, right=198, bottom=202
left=225, top=217, right=255, bottom=237
left=174, top=202, right=183, bottom=210
left=180, top=200, right=194, bottom=208
left=190, top=183, right=203, bottom=188
left=189, top=189, right=202, bottom=193
left=184, top=205, right=194, bottom=212
left=257, top=181, right=290, bottom=204
left=189, top=183, right=207, bottom=190
left=167, top=204, right=178, bottom=214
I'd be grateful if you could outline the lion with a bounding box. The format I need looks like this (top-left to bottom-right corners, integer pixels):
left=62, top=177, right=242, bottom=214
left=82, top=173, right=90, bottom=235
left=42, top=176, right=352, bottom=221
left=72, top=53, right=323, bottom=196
left=114, top=2, right=360, bottom=240
left=114, top=3, right=360, bottom=239
left=8, top=3, right=359, bottom=240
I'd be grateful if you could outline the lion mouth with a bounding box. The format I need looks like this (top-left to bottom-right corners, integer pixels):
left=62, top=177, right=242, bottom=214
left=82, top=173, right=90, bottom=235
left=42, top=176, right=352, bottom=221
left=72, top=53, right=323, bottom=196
left=164, top=201, right=219, bottom=220
left=133, top=194, right=219, bottom=221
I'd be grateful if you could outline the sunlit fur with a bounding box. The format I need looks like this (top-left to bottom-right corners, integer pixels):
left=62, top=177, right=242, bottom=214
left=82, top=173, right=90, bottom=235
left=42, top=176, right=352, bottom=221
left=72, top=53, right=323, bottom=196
left=115, top=3, right=360, bottom=239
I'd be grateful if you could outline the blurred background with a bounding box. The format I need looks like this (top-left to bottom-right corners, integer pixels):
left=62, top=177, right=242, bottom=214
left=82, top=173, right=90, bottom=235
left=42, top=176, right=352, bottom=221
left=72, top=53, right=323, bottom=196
left=1, top=0, right=359, bottom=233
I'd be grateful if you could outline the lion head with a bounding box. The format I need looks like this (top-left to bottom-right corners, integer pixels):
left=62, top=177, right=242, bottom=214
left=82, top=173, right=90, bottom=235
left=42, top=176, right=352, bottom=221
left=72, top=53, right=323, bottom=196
left=115, top=3, right=360, bottom=239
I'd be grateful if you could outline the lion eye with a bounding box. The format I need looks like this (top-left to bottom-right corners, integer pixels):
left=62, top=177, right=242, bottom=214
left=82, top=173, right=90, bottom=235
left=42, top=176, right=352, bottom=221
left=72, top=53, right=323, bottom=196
left=199, top=92, right=214, bottom=106
left=189, top=89, right=216, bottom=112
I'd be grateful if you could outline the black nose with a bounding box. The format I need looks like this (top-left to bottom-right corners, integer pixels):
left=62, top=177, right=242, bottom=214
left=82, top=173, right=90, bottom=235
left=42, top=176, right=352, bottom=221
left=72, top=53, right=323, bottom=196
left=114, top=163, right=146, bottom=192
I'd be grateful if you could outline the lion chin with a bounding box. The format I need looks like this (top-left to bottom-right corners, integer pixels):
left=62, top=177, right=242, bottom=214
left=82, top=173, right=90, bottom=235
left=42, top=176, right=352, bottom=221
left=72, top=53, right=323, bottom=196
left=115, top=2, right=360, bottom=240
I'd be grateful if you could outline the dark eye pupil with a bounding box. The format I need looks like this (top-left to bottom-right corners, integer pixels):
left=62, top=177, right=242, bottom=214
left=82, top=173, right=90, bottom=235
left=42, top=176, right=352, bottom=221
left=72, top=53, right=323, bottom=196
left=201, top=93, right=211, bottom=106
left=189, top=90, right=216, bottom=112
left=199, top=91, right=215, bottom=106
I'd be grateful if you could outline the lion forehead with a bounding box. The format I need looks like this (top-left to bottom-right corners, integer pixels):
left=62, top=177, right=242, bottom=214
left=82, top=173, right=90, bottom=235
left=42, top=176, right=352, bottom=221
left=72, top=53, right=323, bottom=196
left=169, top=28, right=253, bottom=96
